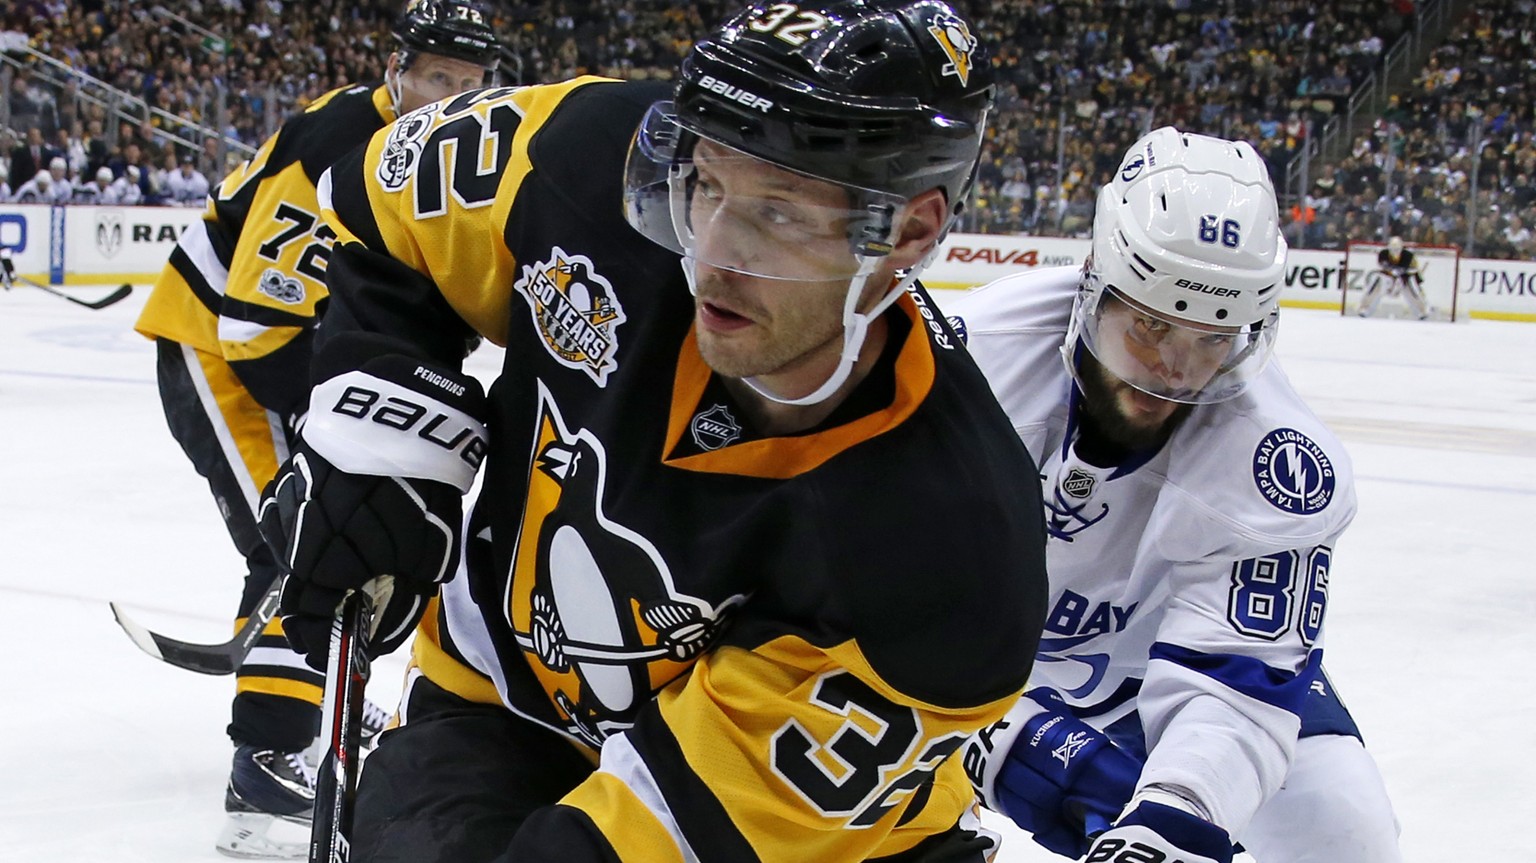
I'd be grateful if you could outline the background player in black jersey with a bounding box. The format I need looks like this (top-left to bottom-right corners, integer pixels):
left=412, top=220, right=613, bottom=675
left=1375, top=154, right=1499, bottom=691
left=257, top=1, right=1049, bottom=861
left=1360, top=235, right=1430, bottom=318
left=132, top=2, right=499, bottom=857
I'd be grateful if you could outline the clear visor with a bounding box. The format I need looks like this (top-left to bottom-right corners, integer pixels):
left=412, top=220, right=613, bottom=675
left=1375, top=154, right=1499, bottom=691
left=1078, top=279, right=1278, bottom=404
left=623, top=102, right=907, bottom=282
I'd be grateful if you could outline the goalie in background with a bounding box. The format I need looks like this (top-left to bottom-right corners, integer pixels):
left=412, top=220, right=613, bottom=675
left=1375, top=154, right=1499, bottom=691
left=1360, top=235, right=1430, bottom=319
left=131, top=1, right=500, bottom=857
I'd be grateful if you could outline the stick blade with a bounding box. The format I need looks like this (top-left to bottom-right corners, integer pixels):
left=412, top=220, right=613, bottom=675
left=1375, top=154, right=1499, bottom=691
left=86, top=284, right=133, bottom=309
left=108, top=602, right=242, bottom=675
left=109, top=602, right=166, bottom=660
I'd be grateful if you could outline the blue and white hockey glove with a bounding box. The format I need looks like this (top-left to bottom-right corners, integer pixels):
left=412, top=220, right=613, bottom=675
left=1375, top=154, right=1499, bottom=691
left=964, top=688, right=1141, bottom=858
left=259, top=353, right=486, bottom=670
left=1080, top=800, right=1233, bottom=863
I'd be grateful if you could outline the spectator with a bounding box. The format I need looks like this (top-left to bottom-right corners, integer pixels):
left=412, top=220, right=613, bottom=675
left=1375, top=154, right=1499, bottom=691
left=44, top=155, right=72, bottom=202
left=72, top=165, right=113, bottom=204
left=100, top=164, right=143, bottom=206
left=11, top=168, right=64, bottom=204
left=8, top=126, right=51, bottom=190
left=163, top=157, right=209, bottom=206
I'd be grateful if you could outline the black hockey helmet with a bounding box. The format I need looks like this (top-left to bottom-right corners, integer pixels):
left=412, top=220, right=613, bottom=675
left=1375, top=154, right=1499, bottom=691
left=673, top=0, right=994, bottom=224
left=393, top=0, right=500, bottom=68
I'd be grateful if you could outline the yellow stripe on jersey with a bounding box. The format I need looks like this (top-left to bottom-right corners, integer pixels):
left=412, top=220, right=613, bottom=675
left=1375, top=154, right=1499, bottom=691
left=235, top=675, right=323, bottom=703
left=632, top=637, right=1014, bottom=860
left=329, top=77, right=614, bottom=346
left=411, top=599, right=506, bottom=708
left=137, top=246, right=221, bottom=351
left=187, top=348, right=286, bottom=491
left=562, top=772, right=691, bottom=863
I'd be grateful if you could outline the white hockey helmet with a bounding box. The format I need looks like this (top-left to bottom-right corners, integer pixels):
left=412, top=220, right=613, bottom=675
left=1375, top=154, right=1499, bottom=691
left=1069, top=127, right=1286, bottom=404
left=1387, top=235, right=1404, bottom=255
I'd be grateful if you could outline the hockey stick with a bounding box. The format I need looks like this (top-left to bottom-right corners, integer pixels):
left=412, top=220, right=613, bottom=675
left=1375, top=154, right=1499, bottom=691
left=14, top=273, right=133, bottom=310
left=311, top=591, right=373, bottom=863
left=109, top=576, right=281, bottom=675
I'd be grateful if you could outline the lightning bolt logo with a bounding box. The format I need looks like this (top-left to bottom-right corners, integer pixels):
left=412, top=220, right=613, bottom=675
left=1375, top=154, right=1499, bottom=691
left=1252, top=428, right=1335, bottom=515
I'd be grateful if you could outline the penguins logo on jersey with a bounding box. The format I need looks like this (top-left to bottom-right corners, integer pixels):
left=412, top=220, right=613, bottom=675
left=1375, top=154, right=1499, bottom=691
left=927, top=14, right=978, bottom=87
left=514, top=247, right=628, bottom=386
left=1252, top=427, right=1335, bottom=515
left=510, top=383, right=745, bottom=748
left=377, top=108, right=435, bottom=192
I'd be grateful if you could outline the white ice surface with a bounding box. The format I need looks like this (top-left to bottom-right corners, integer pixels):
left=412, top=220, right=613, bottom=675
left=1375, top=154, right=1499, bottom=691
left=0, top=284, right=1531, bottom=860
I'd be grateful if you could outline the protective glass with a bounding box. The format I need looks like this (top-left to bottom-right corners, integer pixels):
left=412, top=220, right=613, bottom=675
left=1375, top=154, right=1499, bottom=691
left=623, top=102, right=906, bottom=282
left=1077, top=278, right=1278, bottom=404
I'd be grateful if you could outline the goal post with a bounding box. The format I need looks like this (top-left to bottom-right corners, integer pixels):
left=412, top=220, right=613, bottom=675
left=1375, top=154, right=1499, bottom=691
left=1341, top=240, right=1462, bottom=321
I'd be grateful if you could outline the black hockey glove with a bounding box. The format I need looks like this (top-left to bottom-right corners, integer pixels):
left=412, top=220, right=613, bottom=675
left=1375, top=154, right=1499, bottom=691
left=258, top=353, right=487, bottom=671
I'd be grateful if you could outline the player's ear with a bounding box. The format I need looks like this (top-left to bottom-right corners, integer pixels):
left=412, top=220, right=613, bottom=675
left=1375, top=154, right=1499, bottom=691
left=889, top=189, right=947, bottom=270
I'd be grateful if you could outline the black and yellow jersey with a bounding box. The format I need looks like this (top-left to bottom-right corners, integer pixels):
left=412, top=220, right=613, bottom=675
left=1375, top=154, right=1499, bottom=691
left=135, top=82, right=396, bottom=417
left=317, top=77, right=1048, bottom=862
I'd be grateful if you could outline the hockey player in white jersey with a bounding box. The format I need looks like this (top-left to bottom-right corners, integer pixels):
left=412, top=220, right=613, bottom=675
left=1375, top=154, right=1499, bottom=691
left=950, top=128, right=1401, bottom=862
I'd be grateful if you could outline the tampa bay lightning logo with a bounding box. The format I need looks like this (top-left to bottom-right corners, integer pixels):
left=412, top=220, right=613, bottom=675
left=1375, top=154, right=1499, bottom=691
left=1252, top=428, right=1335, bottom=514
left=1120, top=154, right=1145, bottom=182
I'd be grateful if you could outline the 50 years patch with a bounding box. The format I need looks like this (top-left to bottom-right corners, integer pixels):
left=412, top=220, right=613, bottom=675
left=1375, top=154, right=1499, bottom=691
left=513, top=247, right=626, bottom=386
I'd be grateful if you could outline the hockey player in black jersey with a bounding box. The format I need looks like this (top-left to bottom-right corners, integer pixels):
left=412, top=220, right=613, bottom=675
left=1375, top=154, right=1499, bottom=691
left=133, top=1, right=499, bottom=857
left=1361, top=236, right=1430, bottom=318
left=258, top=1, right=1049, bottom=860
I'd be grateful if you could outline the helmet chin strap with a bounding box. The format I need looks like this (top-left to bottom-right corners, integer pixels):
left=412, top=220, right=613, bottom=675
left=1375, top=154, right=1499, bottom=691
left=385, top=58, right=405, bottom=117
left=678, top=254, right=916, bottom=408
left=669, top=157, right=930, bottom=408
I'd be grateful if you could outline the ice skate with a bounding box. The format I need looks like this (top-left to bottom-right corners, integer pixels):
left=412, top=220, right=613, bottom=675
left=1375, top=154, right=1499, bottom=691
left=360, top=697, right=393, bottom=748
left=215, top=744, right=315, bottom=859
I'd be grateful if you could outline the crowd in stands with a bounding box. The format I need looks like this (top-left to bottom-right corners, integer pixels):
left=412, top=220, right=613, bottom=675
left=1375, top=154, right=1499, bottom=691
left=2, top=0, right=1534, bottom=259
left=1287, top=0, right=1536, bottom=258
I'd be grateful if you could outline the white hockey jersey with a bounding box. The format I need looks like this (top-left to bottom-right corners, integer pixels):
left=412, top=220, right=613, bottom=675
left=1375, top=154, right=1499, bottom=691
left=947, top=267, right=1355, bottom=835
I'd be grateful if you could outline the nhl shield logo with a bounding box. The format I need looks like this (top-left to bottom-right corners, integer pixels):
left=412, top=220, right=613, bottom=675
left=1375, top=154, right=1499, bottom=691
left=1061, top=467, right=1097, bottom=499
left=689, top=404, right=742, bottom=451
left=95, top=212, right=123, bottom=259
left=514, top=247, right=627, bottom=386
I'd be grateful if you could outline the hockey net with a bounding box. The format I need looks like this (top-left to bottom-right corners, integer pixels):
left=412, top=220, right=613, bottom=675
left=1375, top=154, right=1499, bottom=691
left=1341, top=241, right=1461, bottom=321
